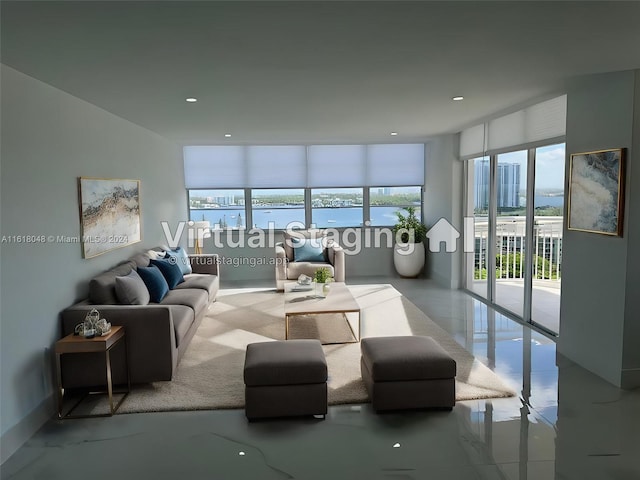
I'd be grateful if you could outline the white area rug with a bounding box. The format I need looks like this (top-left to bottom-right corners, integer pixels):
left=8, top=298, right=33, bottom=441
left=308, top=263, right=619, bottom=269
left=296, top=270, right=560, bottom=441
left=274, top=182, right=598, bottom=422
left=114, top=284, right=515, bottom=414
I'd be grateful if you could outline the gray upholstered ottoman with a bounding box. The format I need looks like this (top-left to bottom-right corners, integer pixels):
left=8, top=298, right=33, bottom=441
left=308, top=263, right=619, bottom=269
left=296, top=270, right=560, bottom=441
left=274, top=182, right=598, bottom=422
left=360, top=336, right=456, bottom=411
left=244, top=339, right=328, bottom=420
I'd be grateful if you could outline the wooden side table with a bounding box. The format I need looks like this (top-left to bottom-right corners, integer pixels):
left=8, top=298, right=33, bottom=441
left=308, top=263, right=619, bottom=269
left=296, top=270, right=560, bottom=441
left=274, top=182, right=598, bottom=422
left=55, top=325, right=130, bottom=418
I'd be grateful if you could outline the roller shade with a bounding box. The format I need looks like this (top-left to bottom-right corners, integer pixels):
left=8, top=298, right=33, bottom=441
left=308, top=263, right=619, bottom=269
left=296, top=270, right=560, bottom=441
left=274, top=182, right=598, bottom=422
left=366, top=143, right=424, bottom=186
left=246, top=146, right=306, bottom=188
left=459, top=95, right=566, bottom=159
left=459, top=124, right=486, bottom=158
left=307, top=145, right=366, bottom=187
left=184, top=143, right=425, bottom=188
left=183, top=146, right=244, bottom=188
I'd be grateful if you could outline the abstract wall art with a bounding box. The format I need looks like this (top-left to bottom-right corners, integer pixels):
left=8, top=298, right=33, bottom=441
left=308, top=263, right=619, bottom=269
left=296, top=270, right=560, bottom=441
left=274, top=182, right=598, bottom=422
left=567, top=148, right=625, bottom=236
left=78, top=177, right=141, bottom=258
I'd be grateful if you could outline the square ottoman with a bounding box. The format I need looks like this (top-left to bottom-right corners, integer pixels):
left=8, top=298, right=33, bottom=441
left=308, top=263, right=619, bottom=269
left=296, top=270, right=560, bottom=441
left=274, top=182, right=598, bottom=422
left=244, top=339, right=328, bottom=420
left=360, top=336, right=456, bottom=411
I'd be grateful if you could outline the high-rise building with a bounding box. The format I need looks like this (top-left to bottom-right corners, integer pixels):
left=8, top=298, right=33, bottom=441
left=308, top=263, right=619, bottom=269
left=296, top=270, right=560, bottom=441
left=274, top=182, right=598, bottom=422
left=474, top=159, right=490, bottom=210
left=474, top=160, right=521, bottom=209
left=497, top=163, right=520, bottom=208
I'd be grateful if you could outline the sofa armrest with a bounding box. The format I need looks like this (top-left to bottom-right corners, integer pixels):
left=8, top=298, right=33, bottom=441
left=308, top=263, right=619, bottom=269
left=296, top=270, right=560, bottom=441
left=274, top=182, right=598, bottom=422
left=330, top=244, right=345, bottom=283
left=275, top=243, right=288, bottom=271
left=61, top=303, right=177, bottom=384
left=189, top=253, right=220, bottom=276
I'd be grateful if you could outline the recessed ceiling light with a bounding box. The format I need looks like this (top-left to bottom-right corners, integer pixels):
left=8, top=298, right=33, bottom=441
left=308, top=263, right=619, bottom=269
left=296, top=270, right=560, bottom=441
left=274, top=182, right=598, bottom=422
left=185, top=97, right=197, bottom=103
left=452, top=96, right=464, bottom=101
left=224, top=133, right=232, bottom=138
left=390, top=132, right=398, bottom=136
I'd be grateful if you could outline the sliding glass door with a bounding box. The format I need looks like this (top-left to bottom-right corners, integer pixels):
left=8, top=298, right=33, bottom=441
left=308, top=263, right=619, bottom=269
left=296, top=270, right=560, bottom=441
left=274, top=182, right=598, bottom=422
left=531, top=144, right=565, bottom=333
left=465, top=144, right=565, bottom=335
left=494, top=150, right=528, bottom=318
left=467, top=156, right=490, bottom=299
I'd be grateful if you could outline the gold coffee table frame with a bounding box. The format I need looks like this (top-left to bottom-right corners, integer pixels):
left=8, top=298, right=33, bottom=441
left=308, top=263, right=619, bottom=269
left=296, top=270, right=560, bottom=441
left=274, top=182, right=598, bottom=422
left=283, top=282, right=361, bottom=344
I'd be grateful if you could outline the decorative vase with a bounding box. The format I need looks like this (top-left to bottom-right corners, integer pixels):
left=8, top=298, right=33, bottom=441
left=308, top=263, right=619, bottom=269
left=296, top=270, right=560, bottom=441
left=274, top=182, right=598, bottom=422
left=393, top=242, right=425, bottom=278
left=315, top=282, right=328, bottom=298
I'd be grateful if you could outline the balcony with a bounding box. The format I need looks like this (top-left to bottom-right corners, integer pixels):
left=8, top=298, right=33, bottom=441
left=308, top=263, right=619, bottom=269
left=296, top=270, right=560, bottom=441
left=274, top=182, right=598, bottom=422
left=469, top=216, right=562, bottom=333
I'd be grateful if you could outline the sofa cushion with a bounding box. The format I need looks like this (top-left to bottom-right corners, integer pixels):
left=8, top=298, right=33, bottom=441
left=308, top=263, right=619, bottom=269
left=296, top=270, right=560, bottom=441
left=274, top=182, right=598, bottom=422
left=137, top=265, right=170, bottom=303
left=115, top=269, right=150, bottom=305
left=130, top=252, right=152, bottom=268
left=161, top=288, right=209, bottom=318
left=165, top=247, right=193, bottom=275
left=147, top=249, right=166, bottom=260
left=291, top=236, right=325, bottom=262
left=175, top=273, right=218, bottom=297
left=169, top=305, right=195, bottom=348
left=150, top=258, right=184, bottom=289
left=88, top=261, right=136, bottom=304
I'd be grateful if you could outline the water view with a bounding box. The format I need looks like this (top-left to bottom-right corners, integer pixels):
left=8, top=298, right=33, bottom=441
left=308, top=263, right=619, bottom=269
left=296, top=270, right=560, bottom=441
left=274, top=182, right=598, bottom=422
left=190, top=206, right=410, bottom=229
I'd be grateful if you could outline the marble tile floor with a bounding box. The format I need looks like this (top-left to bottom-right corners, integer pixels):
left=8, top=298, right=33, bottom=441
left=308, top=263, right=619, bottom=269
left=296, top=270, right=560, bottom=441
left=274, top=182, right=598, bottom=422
left=2, top=277, right=639, bottom=480
left=469, top=280, right=561, bottom=335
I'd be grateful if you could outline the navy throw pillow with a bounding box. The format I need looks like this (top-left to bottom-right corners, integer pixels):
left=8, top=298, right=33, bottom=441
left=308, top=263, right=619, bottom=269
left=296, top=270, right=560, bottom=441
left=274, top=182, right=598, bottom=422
left=137, top=265, right=170, bottom=303
left=150, top=258, right=184, bottom=289
left=292, top=237, right=325, bottom=262
left=164, top=247, right=192, bottom=275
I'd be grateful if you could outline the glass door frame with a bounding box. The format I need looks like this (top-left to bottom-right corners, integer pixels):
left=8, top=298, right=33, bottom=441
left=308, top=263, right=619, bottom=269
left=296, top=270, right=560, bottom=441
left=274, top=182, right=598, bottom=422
left=464, top=141, right=564, bottom=338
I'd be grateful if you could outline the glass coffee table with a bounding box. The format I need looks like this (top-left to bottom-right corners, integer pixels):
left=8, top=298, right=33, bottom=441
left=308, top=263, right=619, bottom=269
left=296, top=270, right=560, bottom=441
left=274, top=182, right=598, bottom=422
left=283, top=282, right=361, bottom=344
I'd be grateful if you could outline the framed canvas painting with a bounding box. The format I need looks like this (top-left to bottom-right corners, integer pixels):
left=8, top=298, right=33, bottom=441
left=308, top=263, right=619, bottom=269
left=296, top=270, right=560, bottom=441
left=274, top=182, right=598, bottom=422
left=78, top=177, right=141, bottom=258
left=567, top=148, right=625, bottom=236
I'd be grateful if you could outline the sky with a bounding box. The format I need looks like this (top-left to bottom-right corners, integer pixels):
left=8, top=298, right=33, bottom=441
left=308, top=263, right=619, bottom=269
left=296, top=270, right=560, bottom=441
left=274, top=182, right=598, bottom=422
left=498, top=143, right=565, bottom=191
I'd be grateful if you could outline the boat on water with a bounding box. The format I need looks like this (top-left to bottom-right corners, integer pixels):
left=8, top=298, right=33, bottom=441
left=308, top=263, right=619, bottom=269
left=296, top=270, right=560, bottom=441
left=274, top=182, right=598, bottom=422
left=327, top=220, right=336, bottom=223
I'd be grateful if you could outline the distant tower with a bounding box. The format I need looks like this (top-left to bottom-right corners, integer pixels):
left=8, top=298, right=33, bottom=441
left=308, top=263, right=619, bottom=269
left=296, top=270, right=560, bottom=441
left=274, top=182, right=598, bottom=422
left=497, top=163, right=520, bottom=208
left=474, top=160, right=521, bottom=209
left=474, top=159, right=490, bottom=210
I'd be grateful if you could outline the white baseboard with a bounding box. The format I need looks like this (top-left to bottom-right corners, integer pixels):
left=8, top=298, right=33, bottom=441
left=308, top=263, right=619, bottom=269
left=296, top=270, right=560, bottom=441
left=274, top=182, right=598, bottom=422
left=1, top=394, right=54, bottom=465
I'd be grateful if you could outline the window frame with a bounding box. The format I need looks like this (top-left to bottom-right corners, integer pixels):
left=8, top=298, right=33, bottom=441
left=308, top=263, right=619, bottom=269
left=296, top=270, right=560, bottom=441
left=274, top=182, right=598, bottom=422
left=187, top=185, right=424, bottom=231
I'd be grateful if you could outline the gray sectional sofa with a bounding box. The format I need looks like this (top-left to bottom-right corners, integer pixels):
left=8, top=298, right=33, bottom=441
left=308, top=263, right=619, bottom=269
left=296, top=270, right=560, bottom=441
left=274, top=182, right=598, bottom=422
left=60, top=248, right=219, bottom=388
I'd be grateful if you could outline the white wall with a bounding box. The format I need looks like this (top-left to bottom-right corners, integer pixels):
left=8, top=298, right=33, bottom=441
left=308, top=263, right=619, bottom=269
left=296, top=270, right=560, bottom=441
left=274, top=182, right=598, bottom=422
left=423, top=135, right=464, bottom=288
left=559, top=69, right=639, bottom=388
left=621, top=71, right=640, bottom=388
left=0, top=65, right=185, bottom=461
left=198, top=228, right=396, bottom=283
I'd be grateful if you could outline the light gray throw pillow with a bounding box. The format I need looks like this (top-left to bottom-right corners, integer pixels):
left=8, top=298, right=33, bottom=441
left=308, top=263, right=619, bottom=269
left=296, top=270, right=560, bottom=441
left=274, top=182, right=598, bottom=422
left=115, top=269, right=150, bottom=305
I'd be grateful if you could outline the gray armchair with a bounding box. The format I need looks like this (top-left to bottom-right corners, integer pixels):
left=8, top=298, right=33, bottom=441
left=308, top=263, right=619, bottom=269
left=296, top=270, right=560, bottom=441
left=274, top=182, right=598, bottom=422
left=275, top=230, right=345, bottom=291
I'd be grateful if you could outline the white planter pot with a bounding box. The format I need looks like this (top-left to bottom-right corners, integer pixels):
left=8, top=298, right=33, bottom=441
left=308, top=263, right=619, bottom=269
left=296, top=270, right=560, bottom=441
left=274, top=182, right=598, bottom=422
left=393, top=242, right=425, bottom=278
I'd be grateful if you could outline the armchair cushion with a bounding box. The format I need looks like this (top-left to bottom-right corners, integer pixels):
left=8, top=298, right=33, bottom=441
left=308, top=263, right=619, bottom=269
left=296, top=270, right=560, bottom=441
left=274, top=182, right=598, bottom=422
left=283, top=230, right=327, bottom=261
left=291, top=237, right=325, bottom=262
left=287, top=262, right=335, bottom=280
left=276, top=230, right=344, bottom=291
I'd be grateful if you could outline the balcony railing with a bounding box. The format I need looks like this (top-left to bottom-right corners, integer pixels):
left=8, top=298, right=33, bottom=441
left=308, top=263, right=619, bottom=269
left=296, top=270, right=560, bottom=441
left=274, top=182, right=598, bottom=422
left=473, top=217, right=563, bottom=281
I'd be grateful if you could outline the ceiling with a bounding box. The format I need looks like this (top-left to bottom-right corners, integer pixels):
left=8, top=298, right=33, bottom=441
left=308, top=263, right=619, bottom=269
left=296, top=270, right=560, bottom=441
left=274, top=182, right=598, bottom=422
left=2, top=1, right=640, bottom=145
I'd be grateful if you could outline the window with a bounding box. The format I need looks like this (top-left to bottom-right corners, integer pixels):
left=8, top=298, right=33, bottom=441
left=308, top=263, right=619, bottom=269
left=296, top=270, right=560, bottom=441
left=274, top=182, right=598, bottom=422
left=251, top=189, right=305, bottom=229
left=184, top=143, right=425, bottom=230
left=311, top=188, right=363, bottom=228
left=369, top=186, right=422, bottom=226
left=188, top=189, right=245, bottom=229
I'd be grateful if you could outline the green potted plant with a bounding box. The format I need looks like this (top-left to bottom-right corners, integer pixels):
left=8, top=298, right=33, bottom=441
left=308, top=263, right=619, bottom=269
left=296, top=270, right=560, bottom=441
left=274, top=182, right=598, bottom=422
left=314, top=267, right=332, bottom=297
left=391, top=206, right=427, bottom=277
